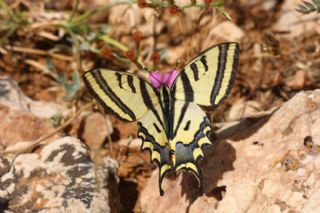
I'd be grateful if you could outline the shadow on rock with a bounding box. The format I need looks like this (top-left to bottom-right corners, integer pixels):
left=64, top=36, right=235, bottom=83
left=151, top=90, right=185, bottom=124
left=180, top=139, right=236, bottom=212
left=218, top=111, right=275, bottom=142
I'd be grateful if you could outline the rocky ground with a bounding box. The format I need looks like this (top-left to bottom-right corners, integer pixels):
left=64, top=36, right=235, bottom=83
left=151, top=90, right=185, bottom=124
left=0, top=0, right=320, bottom=212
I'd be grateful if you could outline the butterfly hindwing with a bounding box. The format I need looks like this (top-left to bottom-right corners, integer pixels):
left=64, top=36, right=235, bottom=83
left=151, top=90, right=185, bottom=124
left=172, top=42, right=240, bottom=106
left=169, top=100, right=213, bottom=184
left=137, top=104, right=171, bottom=195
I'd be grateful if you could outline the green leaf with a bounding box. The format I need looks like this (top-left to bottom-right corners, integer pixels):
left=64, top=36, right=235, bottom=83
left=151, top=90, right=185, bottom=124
left=58, top=71, right=82, bottom=101
left=216, top=7, right=232, bottom=20
left=296, top=0, right=320, bottom=14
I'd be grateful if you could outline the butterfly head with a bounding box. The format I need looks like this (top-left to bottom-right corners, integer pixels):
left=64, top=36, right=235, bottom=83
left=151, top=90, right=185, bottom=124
left=149, top=70, right=179, bottom=89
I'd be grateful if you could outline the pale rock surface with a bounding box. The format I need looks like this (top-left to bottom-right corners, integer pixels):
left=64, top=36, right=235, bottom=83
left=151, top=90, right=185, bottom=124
left=209, top=21, right=245, bottom=42
left=0, top=103, right=57, bottom=148
left=273, top=0, right=320, bottom=38
left=81, top=113, right=113, bottom=150
left=227, top=99, right=262, bottom=121
left=140, top=90, right=320, bottom=212
left=0, top=77, right=67, bottom=148
left=0, top=137, right=120, bottom=213
left=0, top=76, right=69, bottom=118
left=118, top=138, right=142, bottom=150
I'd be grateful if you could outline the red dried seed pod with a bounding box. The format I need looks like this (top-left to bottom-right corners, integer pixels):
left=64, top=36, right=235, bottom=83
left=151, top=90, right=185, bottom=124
left=100, top=47, right=113, bottom=59
left=132, top=31, right=142, bottom=47
left=125, top=50, right=135, bottom=61
left=138, top=0, right=148, bottom=8
left=151, top=52, right=160, bottom=63
left=169, top=5, right=180, bottom=14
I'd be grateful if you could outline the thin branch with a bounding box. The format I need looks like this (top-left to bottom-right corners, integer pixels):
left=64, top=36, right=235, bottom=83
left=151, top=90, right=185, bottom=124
left=25, top=59, right=58, bottom=80
left=5, top=45, right=73, bottom=61
left=69, top=0, right=80, bottom=22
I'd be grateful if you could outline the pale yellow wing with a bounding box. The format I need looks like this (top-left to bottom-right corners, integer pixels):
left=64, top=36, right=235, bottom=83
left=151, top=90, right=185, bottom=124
left=83, top=69, right=160, bottom=121
left=83, top=68, right=171, bottom=195
left=172, top=42, right=240, bottom=106
left=169, top=100, right=213, bottom=185
left=137, top=104, right=171, bottom=195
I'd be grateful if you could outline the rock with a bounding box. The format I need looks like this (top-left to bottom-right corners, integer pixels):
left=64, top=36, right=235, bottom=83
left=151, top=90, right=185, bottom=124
left=0, top=137, right=120, bottom=213
left=118, top=138, right=142, bottom=150
left=140, top=90, right=320, bottom=212
left=209, top=21, right=245, bottom=42
left=28, top=101, right=69, bottom=119
left=227, top=99, right=262, bottom=121
left=81, top=113, right=113, bottom=150
left=0, top=76, right=72, bottom=150
left=0, top=76, right=31, bottom=111
left=302, top=189, right=320, bottom=213
left=0, top=103, right=57, bottom=148
left=286, top=70, right=308, bottom=90
left=273, top=0, right=320, bottom=38
left=0, top=76, right=69, bottom=118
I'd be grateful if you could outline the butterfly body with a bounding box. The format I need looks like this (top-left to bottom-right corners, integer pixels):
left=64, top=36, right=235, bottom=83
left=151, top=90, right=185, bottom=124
left=83, top=42, right=240, bottom=195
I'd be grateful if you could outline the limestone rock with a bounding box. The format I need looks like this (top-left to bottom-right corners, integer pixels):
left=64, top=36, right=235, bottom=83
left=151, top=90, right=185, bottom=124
left=0, top=76, right=68, bottom=118
left=209, top=21, right=245, bottom=42
left=140, top=90, right=320, bottom=212
left=0, top=103, right=57, bottom=148
left=0, top=76, right=31, bottom=111
left=0, top=137, right=120, bottom=213
left=81, top=113, right=113, bottom=150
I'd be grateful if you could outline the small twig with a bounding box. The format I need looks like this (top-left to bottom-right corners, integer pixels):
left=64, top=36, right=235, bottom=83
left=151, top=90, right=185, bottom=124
left=25, top=59, right=58, bottom=80
left=69, top=0, right=80, bottom=22
left=105, top=115, right=114, bottom=157
left=66, top=27, right=82, bottom=72
left=100, top=35, right=147, bottom=71
left=5, top=45, right=73, bottom=61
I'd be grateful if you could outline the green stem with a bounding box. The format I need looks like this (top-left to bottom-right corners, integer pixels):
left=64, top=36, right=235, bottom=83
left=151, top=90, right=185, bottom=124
left=0, top=0, right=19, bottom=22
left=100, top=35, right=129, bottom=51
left=69, top=0, right=80, bottom=22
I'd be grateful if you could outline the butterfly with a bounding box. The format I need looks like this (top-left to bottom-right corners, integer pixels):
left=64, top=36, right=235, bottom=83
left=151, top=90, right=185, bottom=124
left=83, top=42, right=240, bottom=195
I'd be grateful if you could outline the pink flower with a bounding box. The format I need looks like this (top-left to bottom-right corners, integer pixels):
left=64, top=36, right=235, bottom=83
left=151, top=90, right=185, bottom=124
left=149, top=69, right=179, bottom=89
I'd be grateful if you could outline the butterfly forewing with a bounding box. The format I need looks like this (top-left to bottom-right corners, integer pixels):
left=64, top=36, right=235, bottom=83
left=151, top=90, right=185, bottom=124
left=172, top=42, right=240, bottom=106
left=83, top=69, right=160, bottom=121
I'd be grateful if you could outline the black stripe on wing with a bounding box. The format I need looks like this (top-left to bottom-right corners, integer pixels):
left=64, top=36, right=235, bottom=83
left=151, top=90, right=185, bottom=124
left=139, top=79, right=166, bottom=131
left=223, top=44, right=240, bottom=102
left=180, top=70, right=194, bottom=102
left=200, top=55, right=208, bottom=72
left=190, top=63, right=199, bottom=81
left=172, top=102, right=189, bottom=139
left=210, top=44, right=228, bottom=105
left=92, top=69, right=136, bottom=120
left=127, top=75, right=136, bottom=93
left=83, top=70, right=135, bottom=121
